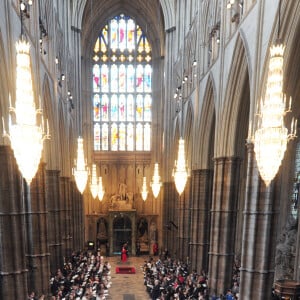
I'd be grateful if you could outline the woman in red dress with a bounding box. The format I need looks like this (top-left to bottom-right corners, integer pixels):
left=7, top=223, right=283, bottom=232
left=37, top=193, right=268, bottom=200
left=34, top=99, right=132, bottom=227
left=121, top=245, right=127, bottom=262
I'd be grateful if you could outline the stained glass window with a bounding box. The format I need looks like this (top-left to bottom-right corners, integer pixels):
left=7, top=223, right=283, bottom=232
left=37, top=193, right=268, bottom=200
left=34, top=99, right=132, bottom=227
left=92, top=14, right=152, bottom=151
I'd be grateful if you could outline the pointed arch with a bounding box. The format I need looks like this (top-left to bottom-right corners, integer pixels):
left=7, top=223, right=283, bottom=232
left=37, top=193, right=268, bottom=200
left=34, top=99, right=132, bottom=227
left=160, top=0, right=175, bottom=31
left=81, top=0, right=164, bottom=59
left=184, top=101, right=194, bottom=169
left=58, top=100, right=69, bottom=176
left=0, top=30, right=9, bottom=146
left=216, top=34, right=250, bottom=157
left=196, top=75, right=216, bottom=169
left=282, top=2, right=300, bottom=103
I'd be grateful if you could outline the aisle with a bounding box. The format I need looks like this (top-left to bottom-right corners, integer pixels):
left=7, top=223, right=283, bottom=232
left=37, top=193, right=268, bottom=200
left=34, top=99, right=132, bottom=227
left=107, top=255, right=150, bottom=300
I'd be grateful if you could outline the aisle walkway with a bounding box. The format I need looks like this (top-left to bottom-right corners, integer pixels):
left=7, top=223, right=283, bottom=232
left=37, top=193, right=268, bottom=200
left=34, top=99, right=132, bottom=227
left=107, top=255, right=150, bottom=300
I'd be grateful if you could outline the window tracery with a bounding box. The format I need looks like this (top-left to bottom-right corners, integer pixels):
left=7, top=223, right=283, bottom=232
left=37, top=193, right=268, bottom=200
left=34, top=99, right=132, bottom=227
left=92, top=14, right=152, bottom=151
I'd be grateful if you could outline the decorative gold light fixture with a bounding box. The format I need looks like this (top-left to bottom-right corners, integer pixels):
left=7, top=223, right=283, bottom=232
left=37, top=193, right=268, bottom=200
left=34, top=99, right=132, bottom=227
left=151, top=162, right=162, bottom=198
left=3, top=38, right=49, bottom=185
left=141, top=176, right=148, bottom=201
left=173, top=138, right=189, bottom=195
left=141, top=163, right=148, bottom=201
left=173, top=80, right=189, bottom=195
left=254, top=25, right=296, bottom=186
left=90, top=163, right=98, bottom=199
left=254, top=43, right=296, bottom=186
left=73, top=137, right=88, bottom=193
left=98, top=176, right=105, bottom=201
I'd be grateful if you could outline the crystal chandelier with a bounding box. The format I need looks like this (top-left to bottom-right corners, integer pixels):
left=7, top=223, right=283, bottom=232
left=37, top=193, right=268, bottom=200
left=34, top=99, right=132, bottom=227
left=89, top=163, right=98, bottom=199
left=173, top=138, right=189, bottom=195
left=254, top=43, right=296, bottom=186
left=73, top=137, right=88, bottom=193
left=98, top=176, right=105, bottom=201
left=3, top=38, right=49, bottom=185
left=141, top=176, right=148, bottom=201
left=151, top=162, right=162, bottom=198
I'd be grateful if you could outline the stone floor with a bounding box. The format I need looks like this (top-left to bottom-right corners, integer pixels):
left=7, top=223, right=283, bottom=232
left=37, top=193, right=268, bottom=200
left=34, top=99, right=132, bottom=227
left=106, top=255, right=150, bottom=300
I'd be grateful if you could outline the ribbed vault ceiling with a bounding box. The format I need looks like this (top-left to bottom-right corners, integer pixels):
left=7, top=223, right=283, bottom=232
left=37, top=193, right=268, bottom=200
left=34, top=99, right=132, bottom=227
left=78, top=0, right=165, bottom=57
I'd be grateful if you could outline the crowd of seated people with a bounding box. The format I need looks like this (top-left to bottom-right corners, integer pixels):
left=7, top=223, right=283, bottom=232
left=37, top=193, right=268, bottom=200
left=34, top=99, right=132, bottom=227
left=142, top=251, right=244, bottom=300
left=142, top=251, right=280, bottom=300
left=49, top=251, right=111, bottom=299
left=143, top=255, right=209, bottom=299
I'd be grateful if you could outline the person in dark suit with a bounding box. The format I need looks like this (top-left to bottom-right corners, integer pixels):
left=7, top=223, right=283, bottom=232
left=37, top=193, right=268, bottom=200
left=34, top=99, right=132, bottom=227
left=136, top=242, right=141, bottom=256
left=151, top=279, right=161, bottom=300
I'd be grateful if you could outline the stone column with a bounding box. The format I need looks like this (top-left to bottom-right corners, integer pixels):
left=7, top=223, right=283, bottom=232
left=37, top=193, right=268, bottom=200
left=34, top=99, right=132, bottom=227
left=178, top=177, right=191, bottom=261
left=46, top=169, right=63, bottom=274
left=208, top=156, right=241, bottom=296
left=28, top=163, right=50, bottom=296
left=163, top=181, right=178, bottom=256
left=239, top=143, right=277, bottom=299
left=77, top=185, right=84, bottom=248
left=0, top=146, right=28, bottom=299
left=60, top=176, right=72, bottom=258
left=70, top=181, right=80, bottom=251
left=190, top=169, right=213, bottom=273
left=161, top=25, right=177, bottom=257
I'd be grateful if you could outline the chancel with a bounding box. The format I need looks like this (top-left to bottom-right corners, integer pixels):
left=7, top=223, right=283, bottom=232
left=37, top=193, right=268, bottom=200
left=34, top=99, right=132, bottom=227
left=1, top=1, right=300, bottom=299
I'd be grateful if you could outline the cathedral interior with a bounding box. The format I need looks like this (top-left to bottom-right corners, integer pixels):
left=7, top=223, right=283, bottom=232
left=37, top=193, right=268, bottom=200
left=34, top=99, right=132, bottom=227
left=1, top=0, right=300, bottom=299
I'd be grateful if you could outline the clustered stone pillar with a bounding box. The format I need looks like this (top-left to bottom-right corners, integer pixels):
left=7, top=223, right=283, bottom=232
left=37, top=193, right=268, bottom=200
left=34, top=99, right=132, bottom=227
left=60, top=176, right=72, bottom=258
left=46, top=170, right=63, bottom=274
left=178, top=178, right=191, bottom=261
left=162, top=182, right=178, bottom=255
left=0, top=147, right=85, bottom=298
left=70, top=181, right=84, bottom=251
left=239, top=142, right=277, bottom=299
left=0, top=146, right=28, bottom=299
left=190, top=169, right=213, bottom=273
left=28, top=163, right=50, bottom=296
left=209, top=156, right=241, bottom=296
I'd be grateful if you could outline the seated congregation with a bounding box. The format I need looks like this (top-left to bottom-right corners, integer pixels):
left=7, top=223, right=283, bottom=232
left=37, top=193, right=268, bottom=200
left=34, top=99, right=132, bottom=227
left=142, top=251, right=240, bottom=300
left=48, top=251, right=112, bottom=299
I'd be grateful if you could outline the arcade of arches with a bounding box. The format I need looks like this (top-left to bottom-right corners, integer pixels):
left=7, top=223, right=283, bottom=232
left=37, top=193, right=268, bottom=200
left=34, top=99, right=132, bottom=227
left=2, top=0, right=300, bottom=299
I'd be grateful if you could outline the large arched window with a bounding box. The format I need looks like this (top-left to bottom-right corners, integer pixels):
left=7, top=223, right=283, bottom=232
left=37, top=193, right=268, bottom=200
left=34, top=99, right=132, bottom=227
left=92, top=14, right=152, bottom=151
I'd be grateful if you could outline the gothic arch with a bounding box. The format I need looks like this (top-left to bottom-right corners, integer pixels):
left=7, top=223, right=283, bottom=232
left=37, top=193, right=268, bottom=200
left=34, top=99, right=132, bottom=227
left=196, top=75, right=216, bottom=169
left=172, top=115, right=181, bottom=169
left=160, top=0, right=175, bottom=31
left=184, top=100, right=193, bottom=169
left=81, top=0, right=165, bottom=59
left=42, top=76, right=60, bottom=170
left=216, top=34, right=250, bottom=157
left=68, top=118, right=75, bottom=178
left=58, top=100, right=69, bottom=176
left=74, top=0, right=171, bottom=38
left=0, top=30, right=9, bottom=146
left=281, top=1, right=300, bottom=111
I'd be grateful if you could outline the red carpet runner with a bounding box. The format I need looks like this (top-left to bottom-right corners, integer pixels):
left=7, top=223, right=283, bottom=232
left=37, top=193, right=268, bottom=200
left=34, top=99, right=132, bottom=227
left=115, top=266, right=136, bottom=274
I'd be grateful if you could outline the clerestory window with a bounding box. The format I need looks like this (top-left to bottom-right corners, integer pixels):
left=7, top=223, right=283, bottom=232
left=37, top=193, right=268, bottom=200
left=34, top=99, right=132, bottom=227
left=92, top=14, right=152, bottom=151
